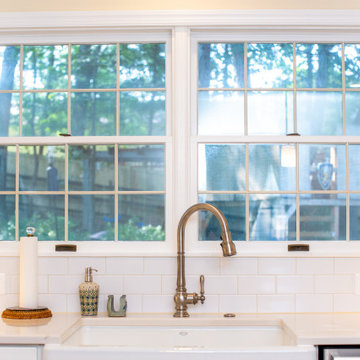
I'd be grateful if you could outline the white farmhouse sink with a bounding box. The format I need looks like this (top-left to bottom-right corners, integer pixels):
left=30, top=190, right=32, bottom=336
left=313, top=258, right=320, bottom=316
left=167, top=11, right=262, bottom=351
left=43, top=317, right=316, bottom=360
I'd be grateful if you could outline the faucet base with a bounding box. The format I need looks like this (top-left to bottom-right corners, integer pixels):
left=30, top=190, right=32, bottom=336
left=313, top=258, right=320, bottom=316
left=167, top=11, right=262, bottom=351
left=173, top=310, right=190, bottom=318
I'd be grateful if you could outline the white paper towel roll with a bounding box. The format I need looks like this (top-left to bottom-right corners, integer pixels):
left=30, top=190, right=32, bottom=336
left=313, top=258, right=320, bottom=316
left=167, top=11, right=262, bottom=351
left=19, top=233, right=38, bottom=309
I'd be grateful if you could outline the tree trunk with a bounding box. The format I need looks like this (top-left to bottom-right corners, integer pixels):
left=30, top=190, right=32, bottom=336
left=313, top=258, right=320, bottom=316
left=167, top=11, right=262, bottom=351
left=0, top=46, right=19, bottom=221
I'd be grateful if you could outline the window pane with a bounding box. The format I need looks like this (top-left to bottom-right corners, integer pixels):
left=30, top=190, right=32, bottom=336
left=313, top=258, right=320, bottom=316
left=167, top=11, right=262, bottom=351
left=0, top=146, right=16, bottom=191
left=349, top=145, right=360, bottom=191
left=0, top=195, right=15, bottom=240
left=198, top=91, right=244, bottom=135
left=198, top=194, right=245, bottom=241
left=350, top=194, right=360, bottom=240
left=68, top=195, right=114, bottom=241
left=247, top=43, right=293, bottom=88
left=23, top=45, right=68, bottom=89
left=346, top=92, right=360, bottom=135
left=69, top=145, right=114, bottom=191
left=22, top=92, right=67, bottom=136
left=296, top=44, right=342, bottom=88
left=297, top=91, right=342, bottom=136
left=120, top=43, right=165, bottom=88
left=119, top=145, right=164, bottom=191
left=345, top=44, right=360, bottom=88
left=19, top=195, right=64, bottom=240
left=198, top=144, right=245, bottom=191
left=71, top=44, right=116, bottom=89
left=249, top=194, right=296, bottom=241
left=71, top=92, right=116, bottom=136
left=247, top=91, right=293, bottom=135
left=299, top=144, right=345, bottom=191
left=118, top=194, right=165, bottom=241
left=198, top=43, right=244, bottom=88
left=249, top=144, right=296, bottom=191
left=120, top=91, right=165, bottom=136
left=300, top=194, right=346, bottom=240
left=0, top=46, right=20, bottom=90
left=19, top=146, right=65, bottom=191
left=0, top=93, right=19, bottom=136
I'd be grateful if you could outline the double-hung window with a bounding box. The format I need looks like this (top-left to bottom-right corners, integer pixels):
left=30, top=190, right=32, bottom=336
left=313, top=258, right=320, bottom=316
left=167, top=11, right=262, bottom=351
left=190, top=30, right=360, bottom=253
left=0, top=31, right=172, bottom=252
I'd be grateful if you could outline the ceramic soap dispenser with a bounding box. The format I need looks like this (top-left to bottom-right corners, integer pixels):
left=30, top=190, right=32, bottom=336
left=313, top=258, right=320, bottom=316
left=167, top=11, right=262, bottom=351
left=79, top=267, right=99, bottom=316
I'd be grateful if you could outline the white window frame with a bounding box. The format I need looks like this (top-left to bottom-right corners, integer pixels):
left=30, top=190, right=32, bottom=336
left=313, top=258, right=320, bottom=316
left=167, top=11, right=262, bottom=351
left=0, top=29, right=175, bottom=256
left=188, top=29, right=360, bottom=256
left=0, top=10, right=360, bottom=256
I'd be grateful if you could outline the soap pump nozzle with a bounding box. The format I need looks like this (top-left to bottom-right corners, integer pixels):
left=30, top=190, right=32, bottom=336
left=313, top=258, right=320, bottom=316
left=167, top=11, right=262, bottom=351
left=85, top=267, right=98, bottom=282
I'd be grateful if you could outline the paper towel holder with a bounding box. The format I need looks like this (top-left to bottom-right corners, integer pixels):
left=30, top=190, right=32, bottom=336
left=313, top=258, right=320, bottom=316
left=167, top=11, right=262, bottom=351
left=1, top=227, right=52, bottom=320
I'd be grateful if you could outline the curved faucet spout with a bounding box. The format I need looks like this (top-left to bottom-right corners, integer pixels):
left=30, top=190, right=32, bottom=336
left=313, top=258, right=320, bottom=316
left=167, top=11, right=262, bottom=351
left=174, top=203, right=236, bottom=318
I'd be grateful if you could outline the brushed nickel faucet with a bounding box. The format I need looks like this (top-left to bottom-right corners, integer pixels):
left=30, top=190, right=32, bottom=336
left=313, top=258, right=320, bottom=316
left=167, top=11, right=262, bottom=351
left=173, top=203, right=237, bottom=317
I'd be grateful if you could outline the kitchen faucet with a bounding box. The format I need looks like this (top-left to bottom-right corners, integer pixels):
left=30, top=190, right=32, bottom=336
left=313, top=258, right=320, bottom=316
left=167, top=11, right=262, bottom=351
left=174, top=203, right=237, bottom=317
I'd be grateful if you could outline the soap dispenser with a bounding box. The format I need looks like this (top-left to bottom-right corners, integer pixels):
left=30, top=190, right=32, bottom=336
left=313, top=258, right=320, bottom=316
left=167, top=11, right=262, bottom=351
left=79, top=267, right=99, bottom=316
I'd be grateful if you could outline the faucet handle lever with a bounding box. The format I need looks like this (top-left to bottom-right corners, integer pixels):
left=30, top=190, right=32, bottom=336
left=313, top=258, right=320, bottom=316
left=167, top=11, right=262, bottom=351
left=199, top=275, right=205, bottom=304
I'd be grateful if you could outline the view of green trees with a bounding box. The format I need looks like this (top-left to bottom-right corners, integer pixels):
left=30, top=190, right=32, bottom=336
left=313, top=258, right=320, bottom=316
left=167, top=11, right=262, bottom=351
left=0, top=43, right=166, bottom=241
left=1, top=41, right=360, bottom=241
left=198, top=42, right=360, bottom=241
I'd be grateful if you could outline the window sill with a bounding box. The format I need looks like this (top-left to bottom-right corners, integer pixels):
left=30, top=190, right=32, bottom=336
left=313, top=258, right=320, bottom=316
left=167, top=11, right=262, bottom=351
left=0, top=240, right=360, bottom=258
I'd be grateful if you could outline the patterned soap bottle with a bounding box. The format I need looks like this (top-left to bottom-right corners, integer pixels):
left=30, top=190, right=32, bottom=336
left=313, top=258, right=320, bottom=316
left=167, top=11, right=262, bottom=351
left=79, top=267, right=99, bottom=316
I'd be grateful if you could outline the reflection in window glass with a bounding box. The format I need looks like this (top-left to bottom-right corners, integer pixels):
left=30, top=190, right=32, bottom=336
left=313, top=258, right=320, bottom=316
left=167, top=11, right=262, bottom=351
left=0, top=146, right=16, bottom=191
left=199, top=194, right=245, bottom=241
left=300, top=194, right=346, bottom=240
left=71, top=92, right=116, bottom=136
left=297, top=91, right=342, bottom=136
left=249, top=194, right=296, bottom=241
left=119, top=145, right=164, bottom=191
left=19, top=146, right=65, bottom=191
left=19, top=195, right=64, bottom=240
left=247, top=43, right=293, bottom=88
left=68, top=195, right=114, bottom=241
left=198, top=91, right=244, bottom=135
left=198, top=43, right=244, bottom=88
left=249, top=144, right=296, bottom=191
left=296, top=43, right=342, bottom=88
left=69, top=145, right=114, bottom=191
left=120, top=43, right=165, bottom=88
left=199, top=144, right=245, bottom=191
left=0, top=195, right=15, bottom=240
left=118, top=195, right=165, bottom=241
left=299, top=144, right=346, bottom=191
left=120, top=91, right=165, bottom=136
left=22, top=92, right=67, bottom=136
left=350, top=194, right=360, bottom=240
left=346, top=92, right=360, bottom=135
left=349, top=145, right=360, bottom=191
left=71, top=44, right=116, bottom=89
left=247, top=91, right=293, bottom=135
left=23, top=45, right=68, bottom=89
left=0, top=46, right=20, bottom=90
left=345, top=44, right=360, bottom=88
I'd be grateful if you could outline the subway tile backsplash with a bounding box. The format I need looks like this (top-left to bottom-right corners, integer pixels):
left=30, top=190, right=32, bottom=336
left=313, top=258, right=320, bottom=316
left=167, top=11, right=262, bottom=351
left=1, top=256, right=359, bottom=313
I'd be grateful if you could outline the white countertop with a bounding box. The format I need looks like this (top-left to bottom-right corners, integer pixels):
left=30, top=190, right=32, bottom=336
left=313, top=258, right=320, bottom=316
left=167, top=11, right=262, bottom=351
left=2, top=312, right=360, bottom=346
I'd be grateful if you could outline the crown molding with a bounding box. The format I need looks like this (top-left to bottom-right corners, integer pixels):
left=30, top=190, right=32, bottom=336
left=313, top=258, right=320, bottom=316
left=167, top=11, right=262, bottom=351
left=0, top=10, right=360, bottom=31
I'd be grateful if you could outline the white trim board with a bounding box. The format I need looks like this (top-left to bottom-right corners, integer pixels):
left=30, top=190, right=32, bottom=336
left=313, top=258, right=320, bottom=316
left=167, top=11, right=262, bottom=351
left=1, top=10, right=360, bottom=30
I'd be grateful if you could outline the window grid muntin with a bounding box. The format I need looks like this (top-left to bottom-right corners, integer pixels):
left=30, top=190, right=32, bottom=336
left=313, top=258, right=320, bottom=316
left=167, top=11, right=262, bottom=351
left=0, top=40, right=168, bottom=242
left=196, top=40, right=360, bottom=241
